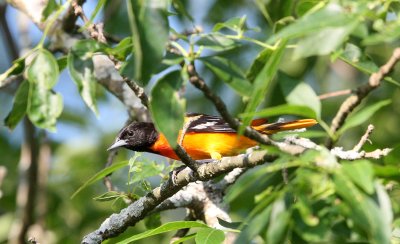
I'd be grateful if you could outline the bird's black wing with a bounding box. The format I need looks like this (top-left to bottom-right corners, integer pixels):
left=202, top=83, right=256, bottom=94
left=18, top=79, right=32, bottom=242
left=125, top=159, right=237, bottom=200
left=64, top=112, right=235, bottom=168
left=185, top=113, right=236, bottom=133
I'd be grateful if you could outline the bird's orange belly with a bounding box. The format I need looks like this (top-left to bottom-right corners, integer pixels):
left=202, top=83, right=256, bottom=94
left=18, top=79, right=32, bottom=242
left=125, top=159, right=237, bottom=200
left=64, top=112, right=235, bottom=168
left=150, top=132, right=258, bottom=160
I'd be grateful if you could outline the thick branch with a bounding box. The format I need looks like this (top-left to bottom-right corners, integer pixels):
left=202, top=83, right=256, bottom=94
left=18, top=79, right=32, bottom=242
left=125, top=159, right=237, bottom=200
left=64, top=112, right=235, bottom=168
left=82, top=150, right=277, bottom=243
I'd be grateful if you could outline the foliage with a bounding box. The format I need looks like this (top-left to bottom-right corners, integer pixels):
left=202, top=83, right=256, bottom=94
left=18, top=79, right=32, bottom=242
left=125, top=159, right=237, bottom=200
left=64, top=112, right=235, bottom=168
left=1, top=0, right=400, bottom=243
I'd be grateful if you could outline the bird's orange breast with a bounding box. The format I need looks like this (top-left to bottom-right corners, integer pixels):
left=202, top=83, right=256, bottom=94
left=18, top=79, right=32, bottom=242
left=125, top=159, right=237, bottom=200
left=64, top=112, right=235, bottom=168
left=149, top=132, right=258, bottom=160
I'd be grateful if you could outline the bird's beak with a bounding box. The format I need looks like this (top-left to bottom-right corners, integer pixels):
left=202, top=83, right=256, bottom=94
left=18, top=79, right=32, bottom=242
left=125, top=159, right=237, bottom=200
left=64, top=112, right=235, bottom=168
left=107, top=139, right=128, bottom=151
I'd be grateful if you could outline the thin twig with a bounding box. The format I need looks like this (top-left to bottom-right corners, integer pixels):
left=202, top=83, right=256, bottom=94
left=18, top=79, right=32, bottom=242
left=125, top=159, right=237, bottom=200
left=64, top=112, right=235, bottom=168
left=353, top=124, right=374, bottom=152
left=123, top=77, right=149, bottom=108
left=318, top=89, right=352, bottom=100
left=326, top=48, right=400, bottom=148
left=71, top=0, right=106, bottom=43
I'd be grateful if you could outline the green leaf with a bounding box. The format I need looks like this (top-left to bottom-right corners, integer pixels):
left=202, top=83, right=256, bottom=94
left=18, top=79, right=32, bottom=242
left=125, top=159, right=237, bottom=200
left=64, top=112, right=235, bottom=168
left=71, top=160, right=129, bottom=199
left=171, top=233, right=196, bottom=244
left=57, top=56, right=68, bottom=72
left=4, top=80, right=29, bottom=130
left=93, top=191, right=124, bottom=202
left=195, top=33, right=240, bottom=51
left=293, top=21, right=358, bottom=59
left=342, top=160, right=374, bottom=194
left=338, top=100, right=391, bottom=135
left=144, top=213, right=162, bottom=229
left=246, top=47, right=273, bottom=82
left=337, top=44, right=400, bottom=87
left=240, top=40, right=287, bottom=133
left=128, top=161, right=164, bottom=185
left=27, top=49, right=59, bottom=88
left=27, top=83, right=63, bottom=131
left=117, top=221, right=209, bottom=244
left=240, top=104, right=317, bottom=120
left=150, top=70, right=185, bottom=147
left=41, top=0, right=59, bottom=21
left=334, top=174, right=391, bottom=244
left=172, top=0, right=194, bottom=21
left=68, top=40, right=104, bottom=115
left=280, top=79, right=321, bottom=119
left=266, top=197, right=290, bottom=244
left=0, top=58, right=25, bottom=87
left=213, top=16, right=248, bottom=34
left=81, top=0, right=107, bottom=30
left=268, top=3, right=358, bottom=43
left=126, top=0, right=169, bottom=85
left=236, top=203, right=273, bottom=243
left=217, top=218, right=242, bottom=230
left=106, top=37, right=133, bottom=61
left=200, top=56, right=252, bottom=97
left=195, top=228, right=225, bottom=244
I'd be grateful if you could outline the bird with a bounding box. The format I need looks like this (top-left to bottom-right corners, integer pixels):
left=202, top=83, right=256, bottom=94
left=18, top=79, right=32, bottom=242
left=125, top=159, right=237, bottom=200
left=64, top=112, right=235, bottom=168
left=107, top=113, right=317, bottom=160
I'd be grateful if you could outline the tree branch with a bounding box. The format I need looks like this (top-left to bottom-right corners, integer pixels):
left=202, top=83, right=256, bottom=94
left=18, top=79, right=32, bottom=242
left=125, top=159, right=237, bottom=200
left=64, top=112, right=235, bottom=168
left=326, top=48, right=400, bottom=148
left=82, top=150, right=278, bottom=243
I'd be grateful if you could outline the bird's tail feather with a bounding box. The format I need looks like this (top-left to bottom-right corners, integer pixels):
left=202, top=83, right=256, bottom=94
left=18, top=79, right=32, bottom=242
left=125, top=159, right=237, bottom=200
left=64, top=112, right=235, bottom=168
left=251, top=119, right=317, bottom=135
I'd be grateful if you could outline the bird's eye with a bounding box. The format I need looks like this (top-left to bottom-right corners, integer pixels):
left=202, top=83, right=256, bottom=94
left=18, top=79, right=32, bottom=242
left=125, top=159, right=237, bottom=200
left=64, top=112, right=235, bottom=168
left=127, top=130, right=134, bottom=136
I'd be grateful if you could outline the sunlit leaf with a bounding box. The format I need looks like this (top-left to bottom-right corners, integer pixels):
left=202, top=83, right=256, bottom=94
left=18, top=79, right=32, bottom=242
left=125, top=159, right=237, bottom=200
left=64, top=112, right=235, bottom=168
left=4, top=80, right=29, bottom=130
left=293, top=21, right=358, bottom=59
left=71, top=160, right=129, bottom=199
left=213, top=16, right=248, bottom=34
left=195, top=228, right=225, bottom=244
left=27, top=83, right=63, bottom=131
left=27, top=49, right=59, bottom=88
left=150, top=70, right=185, bottom=147
left=195, top=33, right=240, bottom=51
left=117, top=221, right=209, bottom=244
left=268, top=3, right=358, bottom=43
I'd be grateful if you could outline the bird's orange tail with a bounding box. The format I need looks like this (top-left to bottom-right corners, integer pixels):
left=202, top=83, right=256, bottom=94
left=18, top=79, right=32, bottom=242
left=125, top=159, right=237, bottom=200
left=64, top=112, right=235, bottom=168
left=251, top=119, right=317, bottom=135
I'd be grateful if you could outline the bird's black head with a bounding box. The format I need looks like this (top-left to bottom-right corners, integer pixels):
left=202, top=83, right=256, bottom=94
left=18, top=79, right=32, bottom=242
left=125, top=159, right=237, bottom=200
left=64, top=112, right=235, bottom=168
left=108, top=122, right=159, bottom=152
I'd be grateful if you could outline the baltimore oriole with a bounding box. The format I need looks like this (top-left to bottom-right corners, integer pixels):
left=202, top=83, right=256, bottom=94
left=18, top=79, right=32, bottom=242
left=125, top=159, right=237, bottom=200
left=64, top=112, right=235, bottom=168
left=108, top=113, right=317, bottom=160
